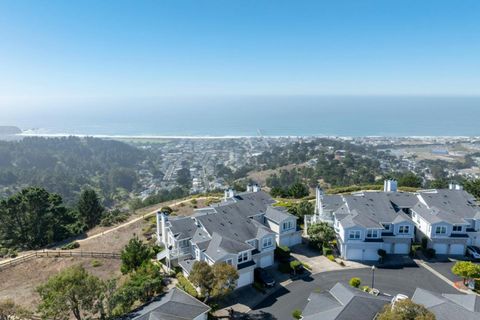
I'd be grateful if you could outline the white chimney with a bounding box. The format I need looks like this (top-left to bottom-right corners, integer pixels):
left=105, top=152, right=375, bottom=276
left=384, top=179, right=398, bottom=192
left=224, top=189, right=229, bottom=201
left=157, top=211, right=168, bottom=245
left=246, top=184, right=253, bottom=192
left=449, top=183, right=463, bottom=190
left=252, top=184, right=260, bottom=192
left=228, top=188, right=235, bottom=198
left=315, top=186, right=324, bottom=216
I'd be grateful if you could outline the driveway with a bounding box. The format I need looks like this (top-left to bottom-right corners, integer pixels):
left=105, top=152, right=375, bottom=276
left=425, top=258, right=480, bottom=283
left=248, top=265, right=459, bottom=320
left=290, top=244, right=365, bottom=273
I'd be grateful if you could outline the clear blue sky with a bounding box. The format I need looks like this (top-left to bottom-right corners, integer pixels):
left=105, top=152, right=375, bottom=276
left=1, top=0, right=480, bottom=107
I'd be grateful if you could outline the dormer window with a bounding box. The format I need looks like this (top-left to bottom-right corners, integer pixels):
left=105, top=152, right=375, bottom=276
left=452, top=225, right=462, bottom=232
left=262, top=237, right=273, bottom=248
left=435, top=226, right=447, bottom=235
left=398, top=226, right=410, bottom=234
left=348, top=230, right=361, bottom=240
left=382, top=224, right=390, bottom=231
left=283, top=221, right=294, bottom=231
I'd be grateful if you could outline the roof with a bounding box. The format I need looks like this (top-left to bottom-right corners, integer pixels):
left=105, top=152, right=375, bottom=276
left=126, top=288, right=210, bottom=320
left=418, top=189, right=480, bottom=220
left=302, top=283, right=390, bottom=320
left=335, top=193, right=412, bottom=229
left=168, top=217, right=197, bottom=240
left=322, top=195, right=345, bottom=212
left=412, top=288, right=480, bottom=320
left=265, top=206, right=295, bottom=223
left=204, top=232, right=253, bottom=260
left=386, top=192, right=420, bottom=209
left=211, top=190, right=275, bottom=218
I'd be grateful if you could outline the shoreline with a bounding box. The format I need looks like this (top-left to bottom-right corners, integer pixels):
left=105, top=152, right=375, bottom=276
left=17, top=132, right=480, bottom=140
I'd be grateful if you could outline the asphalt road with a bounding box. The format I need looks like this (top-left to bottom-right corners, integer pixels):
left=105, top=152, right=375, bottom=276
left=248, top=265, right=459, bottom=320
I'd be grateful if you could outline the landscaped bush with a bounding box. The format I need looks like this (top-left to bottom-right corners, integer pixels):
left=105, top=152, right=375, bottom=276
left=377, top=249, right=386, bottom=262
left=278, top=262, right=291, bottom=273
left=61, top=241, right=80, bottom=250
left=327, top=255, right=335, bottom=262
left=290, top=260, right=303, bottom=274
left=411, top=244, right=422, bottom=257
left=349, top=277, right=361, bottom=288
left=323, top=247, right=333, bottom=256
left=421, top=237, right=428, bottom=250
left=292, top=309, right=302, bottom=320
left=176, top=272, right=198, bottom=297
left=302, top=262, right=312, bottom=270
left=275, top=246, right=291, bottom=262
left=425, top=248, right=436, bottom=259
left=362, top=286, right=371, bottom=292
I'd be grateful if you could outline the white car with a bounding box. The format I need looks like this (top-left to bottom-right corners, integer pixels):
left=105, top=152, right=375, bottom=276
left=466, top=246, right=480, bottom=260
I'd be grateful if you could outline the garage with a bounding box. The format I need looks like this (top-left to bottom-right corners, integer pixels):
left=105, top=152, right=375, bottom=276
left=237, top=270, right=253, bottom=288
left=259, top=254, right=274, bottom=268
left=346, top=248, right=378, bottom=261
left=280, top=233, right=302, bottom=247
left=393, top=243, right=410, bottom=254
left=449, top=244, right=465, bottom=255
left=433, top=243, right=448, bottom=254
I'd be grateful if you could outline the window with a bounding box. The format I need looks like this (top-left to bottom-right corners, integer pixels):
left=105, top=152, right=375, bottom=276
left=452, top=225, right=462, bottom=232
left=179, top=239, right=189, bottom=247
left=435, top=226, right=447, bottom=234
left=398, top=226, right=410, bottom=234
left=366, top=229, right=379, bottom=238
left=283, top=221, right=293, bottom=231
left=237, top=251, right=248, bottom=263
left=263, top=237, right=273, bottom=248
left=382, top=224, right=390, bottom=231
left=225, top=258, right=233, bottom=265
left=348, top=230, right=361, bottom=240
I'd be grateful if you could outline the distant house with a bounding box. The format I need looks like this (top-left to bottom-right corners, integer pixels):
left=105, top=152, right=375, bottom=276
left=156, top=186, right=302, bottom=289
left=412, top=288, right=480, bottom=320
left=301, top=282, right=391, bottom=320
left=124, top=287, right=210, bottom=320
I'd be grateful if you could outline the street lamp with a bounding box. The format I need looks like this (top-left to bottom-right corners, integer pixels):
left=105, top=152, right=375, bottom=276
left=371, top=265, right=376, bottom=289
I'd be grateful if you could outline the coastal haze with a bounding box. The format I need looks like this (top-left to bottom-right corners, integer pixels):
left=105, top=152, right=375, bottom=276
left=3, top=96, right=480, bottom=137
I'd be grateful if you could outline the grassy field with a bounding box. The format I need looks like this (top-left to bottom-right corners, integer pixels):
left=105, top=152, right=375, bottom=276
left=0, top=197, right=211, bottom=312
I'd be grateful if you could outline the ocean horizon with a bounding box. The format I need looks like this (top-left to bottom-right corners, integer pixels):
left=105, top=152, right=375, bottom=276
left=3, top=96, right=480, bottom=137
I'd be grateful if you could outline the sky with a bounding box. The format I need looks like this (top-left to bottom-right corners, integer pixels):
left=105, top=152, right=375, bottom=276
left=1, top=0, right=480, bottom=109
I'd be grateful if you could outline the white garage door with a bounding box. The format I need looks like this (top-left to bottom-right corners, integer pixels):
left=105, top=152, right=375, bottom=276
left=346, top=248, right=363, bottom=260
left=363, top=249, right=379, bottom=261
left=433, top=243, right=448, bottom=254
left=449, top=244, right=465, bottom=255
left=237, top=270, right=253, bottom=288
left=259, top=254, right=274, bottom=268
left=393, top=243, right=410, bottom=254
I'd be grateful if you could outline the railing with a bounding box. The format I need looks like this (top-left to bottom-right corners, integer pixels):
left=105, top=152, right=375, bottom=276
left=0, top=250, right=121, bottom=271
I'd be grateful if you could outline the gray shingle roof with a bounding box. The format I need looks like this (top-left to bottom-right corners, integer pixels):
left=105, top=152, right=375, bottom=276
left=419, top=190, right=480, bottom=220
left=302, top=283, right=390, bottom=320
left=168, top=217, right=197, bottom=240
left=386, top=192, right=420, bottom=209
left=322, top=195, right=345, bottom=212
left=412, top=288, right=480, bottom=320
left=126, top=288, right=210, bottom=320
left=265, top=206, right=295, bottom=223
left=335, top=193, right=412, bottom=229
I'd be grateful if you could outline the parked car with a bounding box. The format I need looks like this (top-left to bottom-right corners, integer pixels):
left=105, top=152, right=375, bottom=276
left=254, top=268, right=276, bottom=287
left=466, top=246, right=480, bottom=260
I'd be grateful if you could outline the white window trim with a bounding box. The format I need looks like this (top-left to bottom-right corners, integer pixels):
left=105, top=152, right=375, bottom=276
left=435, top=226, right=447, bottom=234
left=366, top=229, right=380, bottom=238
left=348, top=230, right=361, bottom=240
left=225, top=258, right=233, bottom=265
left=237, top=251, right=249, bottom=263
left=398, top=225, right=410, bottom=234
left=263, top=237, right=273, bottom=248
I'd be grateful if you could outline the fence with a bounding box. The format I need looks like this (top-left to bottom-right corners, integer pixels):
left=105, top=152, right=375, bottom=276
left=0, top=250, right=121, bottom=271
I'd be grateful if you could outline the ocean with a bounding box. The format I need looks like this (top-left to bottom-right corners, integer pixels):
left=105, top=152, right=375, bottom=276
left=3, top=96, right=480, bottom=137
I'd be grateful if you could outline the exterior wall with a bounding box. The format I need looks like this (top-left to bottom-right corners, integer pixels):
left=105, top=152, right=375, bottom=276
left=265, top=219, right=280, bottom=234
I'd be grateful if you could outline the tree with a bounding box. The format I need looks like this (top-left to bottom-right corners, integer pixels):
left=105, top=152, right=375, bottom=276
left=189, top=261, right=214, bottom=300
left=307, top=222, right=335, bottom=249
left=377, top=299, right=435, bottom=320
left=398, top=172, right=423, bottom=188
left=120, top=236, right=153, bottom=274
left=211, top=263, right=239, bottom=298
left=463, top=179, right=480, bottom=200
left=290, top=200, right=314, bottom=220
left=0, top=187, right=73, bottom=249
left=288, top=182, right=309, bottom=198
left=0, top=300, right=31, bottom=320
left=451, top=261, right=480, bottom=284
left=176, top=167, right=192, bottom=188
left=77, top=189, right=105, bottom=229
left=36, top=265, right=104, bottom=320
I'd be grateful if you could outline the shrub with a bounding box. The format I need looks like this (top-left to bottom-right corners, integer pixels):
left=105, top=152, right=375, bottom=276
left=290, top=260, right=302, bottom=271
left=327, top=255, right=335, bottom=262
left=302, top=262, right=312, bottom=270
left=349, top=277, right=361, bottom=288
left=253, top=282, right=266, bottom=294
left=278, top=262, right=291, bottom=273
left=411, top=244, right=422, bottom=257
left=323, top=247, right=333, bottom=256
left=176, top=272, right=198, bottom=297
left=275, top=246, right=291, bottom=262
left=362, top=285, right=371, bottom=292
left=91, top=259, right=102, bottom=267
left=292, top=309, right=302, bottom=320
left=425, top=248, right=436, bottom=259
left=421, top=237, right=428, bottom=250
left=61, top=241, right=80, bottom=250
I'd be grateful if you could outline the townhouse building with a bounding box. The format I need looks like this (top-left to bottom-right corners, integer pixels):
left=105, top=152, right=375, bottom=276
left=156, top=186, right=302, bottom=288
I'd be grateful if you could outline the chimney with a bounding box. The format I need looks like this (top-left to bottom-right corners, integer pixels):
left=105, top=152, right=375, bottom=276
left=228, top=188, right=235, bottom=198
left=252, top=184, right=260, bottom=192
left=384, top=179, right=398, bottom=192
left=246, top=184, right=253, bottom=192
left=315, top=186, right=324, bottom=216
left=449, top=183, right=463, bottom=190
